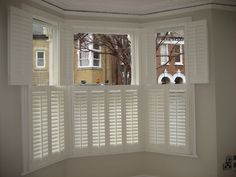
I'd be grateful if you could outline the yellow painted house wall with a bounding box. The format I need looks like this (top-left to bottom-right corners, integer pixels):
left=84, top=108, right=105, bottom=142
left=32, top=39, right=49, bottom=85
left=32, top=40, right=115, bottom=85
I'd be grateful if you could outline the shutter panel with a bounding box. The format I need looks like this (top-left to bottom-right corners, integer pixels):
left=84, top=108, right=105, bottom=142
left=148, top=87, right=166, bottom=147
left=73, top=90, right=88, bottom=149
left=125, top=89, right=139, bottom=144
left=31, top=90, right=49, bottom=160
left=146, top=85, right=190, bottom=154
left=185, top=20, right=209, bottom=83
left=50, top=88, right=65, bottom=154
left=168, top=87, right=189, bottom=153
left=91, top=90, right=106, bottom=148
left=60, top=25, right=74, bottom=85
left=108, top=90, right=122, bottom=146
left=8, top=6, right=32, bottom=85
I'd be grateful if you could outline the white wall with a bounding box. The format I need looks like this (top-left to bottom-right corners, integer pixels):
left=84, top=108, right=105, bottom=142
left=0, top=1, right=22, bottom=177
left=1, top=1, right=236, bottom=177
left=212, top=9, right=236, bottom=177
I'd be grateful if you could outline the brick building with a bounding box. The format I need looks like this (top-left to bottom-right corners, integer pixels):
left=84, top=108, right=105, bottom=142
left=156, top=31, right=186, bottom=84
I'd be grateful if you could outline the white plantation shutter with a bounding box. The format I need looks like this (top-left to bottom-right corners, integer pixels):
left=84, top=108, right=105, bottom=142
left=30, top=87, right=65, bottom=170
left=125, top=89, right=139, bottom=145
left=91, top=90, right=106, bottom=148
left=72, top=86, right=140, bottom=156
left=148, top=87, right=166, bottom=149
left=8, top=6, right=32, bottom=85
left=50, top=89, right=65, bottom=154
left=60, top=25, right=74, bottom=85
left=147, top=85, right=191, bottom=154
left=31, top=90, right=49, bottom=160
left=73, top=90, right=89, bottom=150
left=108, top=90, right=122, bottom=146
left=168, top=88, right=189, bottom=153
left=185, top=20, right=209, bottom=83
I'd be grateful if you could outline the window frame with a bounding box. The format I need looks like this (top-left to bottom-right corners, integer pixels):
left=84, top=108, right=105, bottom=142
left=71, top=24, right=140, bottom=85
left=143, top=17, right=196, bottom=156
left=174, top=44, right=184, bottom=65
left=77, top=46, right=102, bottom=68
left=18, top=5, right=202, bottom=172
left=32, top=18, right=59, bottom=86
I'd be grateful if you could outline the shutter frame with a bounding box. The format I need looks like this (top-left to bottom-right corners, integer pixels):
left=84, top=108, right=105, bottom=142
left=60, top=25, right=74, bottom=85
left=185, top=20, right=209, bottom=84
left=8, top=6, right=32, bottom=85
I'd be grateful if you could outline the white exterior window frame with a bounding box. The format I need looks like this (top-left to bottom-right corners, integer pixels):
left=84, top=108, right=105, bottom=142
left=78, top=44, right=102, bottom=68
left=35, top=50, right=46, bottom=69
left=174, top=44, right=184, bottom=65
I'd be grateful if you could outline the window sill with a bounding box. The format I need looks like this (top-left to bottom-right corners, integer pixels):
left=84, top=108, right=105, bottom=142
left=174, top=63, right=183, bottom=66
left=33, top=69, right=48, bottom=71
left=78, top=67, right=102, bottom=70
left=145, top=149, right=198, bottom=158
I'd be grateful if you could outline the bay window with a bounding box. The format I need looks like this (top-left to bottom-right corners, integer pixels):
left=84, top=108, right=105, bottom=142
left=8, top=5, right=209, bottom=174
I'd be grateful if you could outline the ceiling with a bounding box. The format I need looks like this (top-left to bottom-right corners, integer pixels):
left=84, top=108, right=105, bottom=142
left=36, top=0, right=236, bottom=15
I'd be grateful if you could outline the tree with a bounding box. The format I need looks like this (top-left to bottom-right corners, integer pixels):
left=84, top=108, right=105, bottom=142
left=156, top=31, right=184, bottom=69
left=74, top=33, right=132, bottom=85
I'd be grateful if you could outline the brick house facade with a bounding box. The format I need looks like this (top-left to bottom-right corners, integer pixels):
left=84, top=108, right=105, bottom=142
left=156, top=32, right=186, bottom=84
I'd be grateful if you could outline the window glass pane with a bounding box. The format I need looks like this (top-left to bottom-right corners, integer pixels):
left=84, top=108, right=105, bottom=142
left=93, top=43, right=99, bottom=50
left=37, top=51, right=44, bottom=58
left=94, top=52, right=99, bottom=59
left=93, top=59, right=100, bottom=66
left=74, top=33, right=132, bottom=85
left=32, top=20, right=53, bottom=86
left=156, top=30, right=186, bottom=84
left=80, top=59, right=89, bottom=66
left=174, top=45, right=180, bottom=62
left=37, top=58, right=44, bottom=67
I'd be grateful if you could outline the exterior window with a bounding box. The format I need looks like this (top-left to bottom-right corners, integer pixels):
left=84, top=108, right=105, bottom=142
left=74, top=33, right=132, bottom=85
left=160, top=44, right=169, bottom=65
left=93, top=52, right=100, bottom=66
left=79, top=51, right=90, bottom=66
left=174, top=45, right=183, bottom=65
left=78, top=45, right=101, bottom=68
left=32, top=20, right=56, bottom=86
left=156, top=30, right=186, bottom=84
left=35, top=50, right=45, bottom=68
